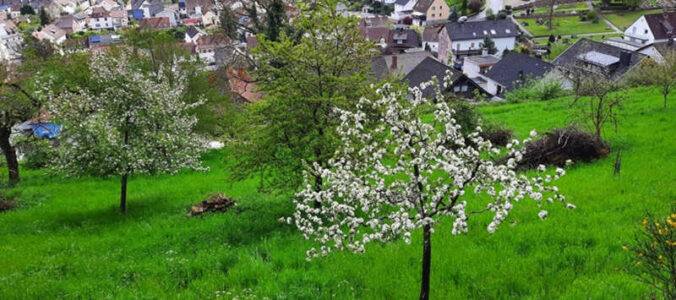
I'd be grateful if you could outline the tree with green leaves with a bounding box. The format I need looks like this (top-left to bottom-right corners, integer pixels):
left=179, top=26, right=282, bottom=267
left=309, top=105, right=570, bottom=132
left=39, top=7, right=50, bottom=26
left=481, top=36, right=497, bottom=54
left=220, top=0, right=288, bottom=41
left=20, top=5, right=35, bottom=15
left=230, top=0, right=376, bottom=195
left=626, top=50, right=676, bottom=109
left=45, top=50, right=206, bottom=213
left=0, top=65, right=40, bottom=184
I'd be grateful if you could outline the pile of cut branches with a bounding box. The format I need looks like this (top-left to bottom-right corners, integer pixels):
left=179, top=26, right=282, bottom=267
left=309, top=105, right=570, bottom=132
left=187, top=193, right=236, bottom=217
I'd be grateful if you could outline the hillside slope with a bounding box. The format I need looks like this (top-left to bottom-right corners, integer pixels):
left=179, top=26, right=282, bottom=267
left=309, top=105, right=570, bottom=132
left=0, top=86, right=674, bottom=299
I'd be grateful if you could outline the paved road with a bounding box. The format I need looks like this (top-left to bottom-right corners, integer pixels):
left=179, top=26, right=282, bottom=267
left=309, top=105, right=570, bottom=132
left=469, top=0, right=505, bottom=21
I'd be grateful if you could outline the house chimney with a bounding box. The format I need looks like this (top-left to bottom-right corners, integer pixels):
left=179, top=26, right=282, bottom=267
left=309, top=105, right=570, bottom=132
left=619, top=51, right=632, bottom=66
left=391, top=55, right=398, bottom=70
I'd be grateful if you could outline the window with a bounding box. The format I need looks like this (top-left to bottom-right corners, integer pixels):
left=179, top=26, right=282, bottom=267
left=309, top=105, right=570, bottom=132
left=632, top=27, right=636, bottom=34
left=432, top=14, right=435, bottom=17
left=453, top=86, right=460, bottom=92
left=644, top=29, right=649, bottom=34
left=470, top=42, right=474, bottom=48
left=461, top=85, right=468, bottom=92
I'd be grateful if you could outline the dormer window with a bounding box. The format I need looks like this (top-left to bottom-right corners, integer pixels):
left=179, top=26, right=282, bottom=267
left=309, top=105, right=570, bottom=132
left=506, top=29, right=511, bottom=33
left=483, top=30, right=487, bottom=35
left=490, top=29, right=496, bottom=34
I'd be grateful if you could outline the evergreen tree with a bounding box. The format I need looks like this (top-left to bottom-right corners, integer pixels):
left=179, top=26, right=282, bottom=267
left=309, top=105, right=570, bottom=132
left=481, top=36, right=497, bottom=55
left=39, top=7, right=50, bottom=26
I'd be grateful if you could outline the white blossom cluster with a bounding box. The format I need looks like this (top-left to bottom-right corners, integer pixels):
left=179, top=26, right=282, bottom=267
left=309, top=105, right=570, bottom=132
left=43, top=51, right=206, bottom=178
left=286, top=78, right=573, bottom=260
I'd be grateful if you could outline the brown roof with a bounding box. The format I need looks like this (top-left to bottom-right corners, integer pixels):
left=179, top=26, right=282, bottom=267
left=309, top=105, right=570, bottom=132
left=227, top=68, right=262, bottom=103
left=413, top=0, right=434, bottom=13
left=138, top=17, right=170, bottom=29
left=423, top=25, right=442, bottom=42
left=359, top=27, right=389, bottom=42
left=359, top=16, right=389, bottom=28
left=644, top=12, right=676, bottom=40
left=90, top=6, right=110, bottom=18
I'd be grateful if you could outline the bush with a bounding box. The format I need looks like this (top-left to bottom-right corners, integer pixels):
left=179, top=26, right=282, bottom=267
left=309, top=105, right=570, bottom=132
left=15, top=136, right=57, bottom=170
left=586, top=10, right=598, bottom=21
left=515, top=126, right=610, bottom=169
left=505, top=78, right=567, bottom=103
left=468, top=0, right=483, bottom=13
left=625, top=208, right=676, bottom=299
left=482, top=123, right=513, bottom=147
left=498, top=12, right=507, bottom=19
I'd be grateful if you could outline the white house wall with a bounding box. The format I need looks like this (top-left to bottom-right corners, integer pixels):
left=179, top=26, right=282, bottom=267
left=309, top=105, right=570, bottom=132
left=624, top=16, right=655, bottom=44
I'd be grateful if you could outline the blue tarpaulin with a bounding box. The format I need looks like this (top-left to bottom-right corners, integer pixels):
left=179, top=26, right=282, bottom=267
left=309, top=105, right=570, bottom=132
left=130, top=9, right=144, bottom=20
left=21, top=123, right=61, bottom=139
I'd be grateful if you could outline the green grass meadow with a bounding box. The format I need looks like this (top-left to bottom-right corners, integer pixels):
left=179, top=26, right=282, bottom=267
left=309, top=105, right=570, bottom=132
left=522, top=16, right=612, bottom=37
left=0, top=87, right=675, bottom=298
left=604, top=9, right=662, bottom=30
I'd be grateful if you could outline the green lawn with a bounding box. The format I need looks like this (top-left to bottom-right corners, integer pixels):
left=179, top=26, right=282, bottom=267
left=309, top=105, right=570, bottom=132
left=1, top=87, right=675, bottom=298
left=534, top=33, right=623, bottom=61
left=603, top=9, right=662, bottom=30
left=522, top=16, right=612, bottom=36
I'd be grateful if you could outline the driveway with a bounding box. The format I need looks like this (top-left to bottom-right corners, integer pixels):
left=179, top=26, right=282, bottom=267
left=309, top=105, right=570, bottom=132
left=469, top=0, right=504, bottom=21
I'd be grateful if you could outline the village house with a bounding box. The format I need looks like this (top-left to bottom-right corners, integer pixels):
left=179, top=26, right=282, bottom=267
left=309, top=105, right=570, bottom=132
left=360, top=26, right=390, bottom=48
left=184, top=25, right=205, bottom=44
left=462, top=54, right=500, bottom=78
left=130, top=0, right=163, bottom=18
left=371, top=51, right=433, bottom=80
left=0, top=20, right=22, bottom=61
left=138, top=16, right=170, bottom=30
left=623, top=11, right=676, bottom=45
left=88, top=7, right=113, bottom=30
left=155, top=9, right=178, bottom=27
left=387, top=27, right=421, bottom=52
left=184, top=0, right=212, bottom=18
left=403, top=56, right=487, bottom=99
left=32, top=24, right=67, bottom=45
left=54, top=15, right=83, bottom=34
left=483, top=52, right=561, bottom=96
left=552, top=38, right=646, bottom=81
left=438, top=19, right=519, bottom=65
left=411, top=0, right=450, bottom=26
left=196, top=34, right=228, bottom=64
left=422, top=25, right=441, bottom=53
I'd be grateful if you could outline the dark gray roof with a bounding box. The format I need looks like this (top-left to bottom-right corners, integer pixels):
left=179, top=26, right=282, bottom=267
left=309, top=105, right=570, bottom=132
left=643, top=12, right=676, bottom=40
left=395, top=0, right=410, bottom=5
left=371, top=51, right=433, bottom=80
left=186, top=26, right=200, bottom=38
left=485, top=52, right=552, bottom=92
left=444, top=20, right=519, bottom=41
left=552, top=38, right=645, bottom=80
left=413, top=0, right=434, bottom=13
left=388, top=29, right=420, bottom=49
left=403, top=56, right=463, bottom=97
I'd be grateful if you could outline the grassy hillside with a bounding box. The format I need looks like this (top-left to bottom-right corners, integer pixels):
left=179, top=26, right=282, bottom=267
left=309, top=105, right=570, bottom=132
left=0, top=86, right=674, bottom=298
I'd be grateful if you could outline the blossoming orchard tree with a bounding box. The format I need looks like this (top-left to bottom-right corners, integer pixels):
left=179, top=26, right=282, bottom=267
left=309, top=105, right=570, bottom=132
left=45, top=51, right=205, bottom=213
left=287, top=79, right=573, bottom=300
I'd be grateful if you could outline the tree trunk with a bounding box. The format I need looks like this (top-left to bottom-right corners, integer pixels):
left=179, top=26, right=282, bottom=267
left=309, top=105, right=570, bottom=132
left=0, top=126, right=19, bottom=185
left=664, top=93, right=668, bottom=109
left=313, top=174, right=323, bottom=208
left=120, top=174, right=128, bottom=213
left=419, top=224, right=432, bottom=300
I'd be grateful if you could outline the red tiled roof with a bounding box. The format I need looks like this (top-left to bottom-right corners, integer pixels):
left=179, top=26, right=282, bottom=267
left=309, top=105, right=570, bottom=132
left=138, top=17, right=170, bottom=29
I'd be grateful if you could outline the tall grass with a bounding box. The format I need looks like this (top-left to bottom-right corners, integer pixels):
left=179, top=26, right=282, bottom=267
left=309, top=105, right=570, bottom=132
left=0, top=86, right=673, bottom=298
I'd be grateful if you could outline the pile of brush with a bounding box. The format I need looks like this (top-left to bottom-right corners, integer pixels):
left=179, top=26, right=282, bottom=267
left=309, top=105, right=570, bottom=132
left=187, top=193, right=236, bottom=217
